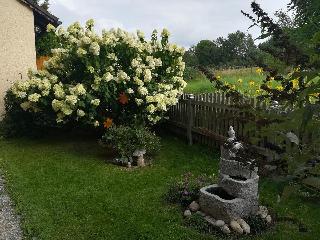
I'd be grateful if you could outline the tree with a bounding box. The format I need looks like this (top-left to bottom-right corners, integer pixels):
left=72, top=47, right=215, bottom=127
left=183, top=46, right=198, bottom=67
left=288, top=0, right=320, bottom=68
left=242, top=2, right=309, bottom=67
left=186, top=31, right=259, bottom=69
left=220, top=31, right=257, bottom=67
left=31, top=0, right=50, bottom=11
left=274, top=10, right=295, bottom=29
left=194, top=40, right=219, bottom=67
left=41, top=0, right=50, bottom=11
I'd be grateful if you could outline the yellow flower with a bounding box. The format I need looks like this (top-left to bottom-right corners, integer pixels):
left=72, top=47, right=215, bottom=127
left=255, top=89, right=261, bottom=95
left=291, top=79, right=299, bottom=89
left=231, top=84, right=236, bottom=90
left=309, top=93, right=320, bottom=97
left=256, top=68, right=263, bottom=74
left=276, top=86, right=284, bottom=91
left=224, top=81, right=229, bottom=86
left=270, top=77, right=274, bottom=81
left=249, top=80, right=255, bottom=87
left=237, top=79, right=243, bottom=84
left=266, top=81, right=272, bottom=88
left=294, top=66, right=301, bottom=72
left=216, top=75, right=221, bottom=80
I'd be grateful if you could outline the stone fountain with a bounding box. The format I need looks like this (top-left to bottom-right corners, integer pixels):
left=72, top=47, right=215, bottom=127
left=199, top=126, right=259, bottom=222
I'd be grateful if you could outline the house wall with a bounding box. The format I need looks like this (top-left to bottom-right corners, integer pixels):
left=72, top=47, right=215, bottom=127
left=0, top=0, right=36, bottom=117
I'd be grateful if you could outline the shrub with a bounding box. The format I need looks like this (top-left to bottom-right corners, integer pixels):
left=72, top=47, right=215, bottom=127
left=8, top=19, right=186, bottom=131
left=103, top=125, right=160, bottom=158
left=245, top=215, right=270, bottom=235
left=183, top=66, right=206, bottom=81
left=1, top=91, right=57, bottom=137
left=36, top=32, right=60, bottom=57
left=165, top=172, right=215, bottom=207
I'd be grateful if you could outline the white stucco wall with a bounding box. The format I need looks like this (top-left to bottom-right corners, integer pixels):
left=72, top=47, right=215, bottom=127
left=0, top=0, right=36, bottom=117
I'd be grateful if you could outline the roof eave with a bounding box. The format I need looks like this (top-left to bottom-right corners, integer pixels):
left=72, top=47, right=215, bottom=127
left=19, top=0, right=61, bottom=27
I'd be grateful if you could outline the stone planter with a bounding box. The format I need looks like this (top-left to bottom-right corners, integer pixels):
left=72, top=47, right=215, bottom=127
left=133, top=149, right=146, bottom=167
left=199, top=185, right=255, bottom=222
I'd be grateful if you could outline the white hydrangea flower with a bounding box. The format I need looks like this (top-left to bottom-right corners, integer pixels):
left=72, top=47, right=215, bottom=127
left=52, top=99, right=63, bottom=112
left=89, top=42, right=100, bottom=56
left=94, top=120, right=100, bottom=127
left=62, top=106, right=73, bottom=115
left=81, top=36, right=91, bottom=45
left=77, top=109, right=85, bottom=117
left=154, top=58, right=162, bottom=67
left=161, top=28, right=170, bottom=38
left=77, top=48, right=87, bottom=56
left=144, top=69, right=152, bottom=82
left=138, top=86, right=148, bottom=95
left=47, top=24, right=56, bottom=33
left=53, top=83, right=65, bottom=99
left=135, top=98, right=143, bottom=106
left=137, top=30, right=145, bottom=39
left=70, top=84, right=86, bottom=96
left=127, top=88, right=134, bottom=94
left=65, top=95, right=78, bottom=105
left=28, top=93, right=41, bottom=103
left=102, top=72, right=113, bottom=82
left=86, top=19, right=95, bottom=28
left=117, top=70, right=130, bottom=81
left=20, top=101, right=32, bottom=111
left=131, top=58, right=140, bottom=68
left=91, top=99, right=100, bottom=106
left=147, top=104, right=156, bottom=113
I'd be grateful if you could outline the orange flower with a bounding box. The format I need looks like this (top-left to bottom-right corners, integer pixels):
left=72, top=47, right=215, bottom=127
left=103, top=118, right=113, bottom=129
left=118, top=92, right=129, bottom=105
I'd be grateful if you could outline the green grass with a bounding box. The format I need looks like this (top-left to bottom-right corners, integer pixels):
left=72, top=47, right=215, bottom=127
left=0, top=133, right=319, bottom=239
left=184, top=68, right=269, bottom=95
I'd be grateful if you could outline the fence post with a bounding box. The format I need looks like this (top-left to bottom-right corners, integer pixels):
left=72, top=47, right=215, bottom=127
left=187, top=94, right=195, bottom=145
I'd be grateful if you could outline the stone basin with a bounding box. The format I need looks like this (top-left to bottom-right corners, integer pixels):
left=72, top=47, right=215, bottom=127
left=199, top=184, right=254, bottom=222
left=220, top=158, right=258, bottom=179
left=219, top=173, right=259, bottom=207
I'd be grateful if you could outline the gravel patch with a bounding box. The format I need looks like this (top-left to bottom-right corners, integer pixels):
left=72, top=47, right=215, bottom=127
left=0, top=174, right=22, bottom=240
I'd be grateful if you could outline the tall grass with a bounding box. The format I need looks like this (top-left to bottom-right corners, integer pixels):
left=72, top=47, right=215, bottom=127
left=184, top=67, right=271, bottom=96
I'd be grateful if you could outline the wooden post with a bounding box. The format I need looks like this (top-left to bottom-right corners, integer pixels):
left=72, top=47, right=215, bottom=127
left=187, top=94, right=195, bottom=145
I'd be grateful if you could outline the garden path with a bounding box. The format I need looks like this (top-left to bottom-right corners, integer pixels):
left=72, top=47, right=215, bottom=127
left=0, top=174, right=22, bottom=240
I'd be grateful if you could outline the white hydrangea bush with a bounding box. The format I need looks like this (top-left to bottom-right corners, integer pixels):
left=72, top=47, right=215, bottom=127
left=10, top=20, right=186, bottom=127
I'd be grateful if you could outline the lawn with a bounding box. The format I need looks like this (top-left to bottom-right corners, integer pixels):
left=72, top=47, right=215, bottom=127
left=0, top=132, right=319, bottom=240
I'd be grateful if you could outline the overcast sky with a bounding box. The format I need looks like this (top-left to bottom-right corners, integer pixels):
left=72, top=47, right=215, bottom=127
left=50, top=0, right=290, bottom=48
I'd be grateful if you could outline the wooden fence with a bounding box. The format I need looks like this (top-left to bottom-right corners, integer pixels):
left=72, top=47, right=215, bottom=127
left=166, top=93, right=275, bottom=158
left=36, top=56, right=49, bottom=70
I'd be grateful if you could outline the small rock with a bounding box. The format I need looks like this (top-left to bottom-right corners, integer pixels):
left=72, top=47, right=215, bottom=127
left=204, top=216, right=216, bottom=225
left=221, top=225, right=231, bottom=234
left=236, top=219, right=250, bottom=234
left=214, top=220, right=225, bottom=227
left=265, top=215, right=272, bottom=223
left=196, top=211, right=206, bottom=217
left=277, top=194, right=281, bottom=203
left=183, top=210, right=192, bottom=217
left=264, top=164, right=277, bottom=171
left=189, top=201, right=200, bottom=212
left=257, top=205, right=268, bottom=218
left=230, top=220, right=243, bottom=234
